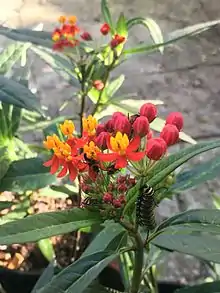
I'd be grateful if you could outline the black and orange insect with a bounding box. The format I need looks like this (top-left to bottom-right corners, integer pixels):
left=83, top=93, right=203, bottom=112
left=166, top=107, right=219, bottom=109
left=136, top=185, right=157, bottom=231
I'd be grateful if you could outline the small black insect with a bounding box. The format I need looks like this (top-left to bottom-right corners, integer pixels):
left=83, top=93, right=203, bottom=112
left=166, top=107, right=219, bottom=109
left=136, top=185, right=157, bottom=231
left=84, top=153, right=100, bottom=173
left=83, top=196, right=100, bottom=207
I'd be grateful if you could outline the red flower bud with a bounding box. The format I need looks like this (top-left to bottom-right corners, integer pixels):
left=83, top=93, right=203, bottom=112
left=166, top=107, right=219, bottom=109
left=166, top=112, right=184, bottom=131
left=160, top=124, right=179, bottom=146
left=119, top=195, right=126, bottom=204
left=96, top=124, right=105, bottom=135
left=93, top=80, right=104, bottom=91
left=147, top=130, right=153, bottom=140
left=146, top=137, right=167, bottom=160
left=104, top=119, right=114, bottom=133
left=140, top=103, right=157, bottom=123
left=110, top=34, right=125, bottom=48
left=113, top=115, right=131, bottom=135
left=95, top=131, right=109, bottom=150
left=113, top=199, right=122, bottom=208
left=80, top=31, right=92, bottom=41
left=129, top=178, right=136, bottom=186
left=112, top=112, right=126, bottom=120
left=100, top=23, right=110, bottom=35
left=108, top=183, right=115, bottom=192
left=132, top=116, right=150, bottom=137
left=117, top=183, right=127, bottom=193
left=103, top=192, right=113, bottom=203
left=117, top=175, right=126, bottom=184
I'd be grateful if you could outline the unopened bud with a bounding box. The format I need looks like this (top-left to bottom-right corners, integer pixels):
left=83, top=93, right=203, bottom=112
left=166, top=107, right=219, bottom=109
left=146, top=137, right=167, bottom=160
left=140, top=103, right=157, bottom=123
left=160, top=124, right=179, bottom=146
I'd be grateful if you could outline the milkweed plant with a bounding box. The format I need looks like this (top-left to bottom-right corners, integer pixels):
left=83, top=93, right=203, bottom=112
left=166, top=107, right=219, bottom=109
left=1, top=1, right=220, bottom=293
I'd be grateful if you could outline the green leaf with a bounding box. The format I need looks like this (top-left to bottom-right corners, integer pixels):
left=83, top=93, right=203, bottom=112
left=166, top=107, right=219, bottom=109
left=168, top=19, right=220, bottom=41
left=0, top=42, right=30, bottom=74
left=0, top=26, right=53, bottom=48
left=0, top=76, right=42, bottom=114
left=39, top=251, right=118, bottom=293
left=11, top=106, right=22, bottom=135
left=156, top=209, right=220, bottom=232
left=152, top=233, right=220, bottom=264
left=31, top=261, right=55, bottom=293
left=0, top=197, right=30, bottom=225
left=0, top=157, right=56, bottom=192
left=19, top=115, right=75, bottom=133
left=127, top=17, right=164, bottom=53
left=147, top=140, right=220, bottom=188
left=150, top=117, right=197, bottom=145
left=82, top=223, right=125, bottom=257
left=31, top=47, right=79, bottom=88
left=174, top=281, right=220, bottom=293
left=0, top=146, right=11, bottom=180
left=38, top=239, right=55, bottom=262
left=171, top=155, right=220, bottom=192
left=101, top=0, right=114, bottom=34
left=123, top=19, right=220, bottom=55
left=106, top=75, right=125, bottom=99
left=123, top=140, right=220, bottom=216
left=0, top=208, right=101, bottom=245
left=0, top=201, right=13, bottom=211
left=116, top=13, right=128, bottom=38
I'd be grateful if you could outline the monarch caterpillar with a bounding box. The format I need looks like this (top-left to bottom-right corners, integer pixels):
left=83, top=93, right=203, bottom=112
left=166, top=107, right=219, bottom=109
left=136, top=185, right=157, bottom=231
left=82, top=196, right=100, bottom=207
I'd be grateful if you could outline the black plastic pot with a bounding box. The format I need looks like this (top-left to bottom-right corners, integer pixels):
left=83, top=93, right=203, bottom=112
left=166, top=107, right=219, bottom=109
left=0, top=266, right=184, bottom=293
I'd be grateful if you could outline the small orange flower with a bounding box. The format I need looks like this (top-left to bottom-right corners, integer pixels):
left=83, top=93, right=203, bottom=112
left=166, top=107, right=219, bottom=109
left=43, top=134, right=61, bottom=150
left=83, top=141, right=100, bottom=160
left=60, top=120, right=75, bottom=138
left=68, top=15, right=77, bottom=25
left=82, top=115, right=98, bottom=136
left=58, top=16, right=66, bottom=24
left=98, top=132, right=145, bottom=169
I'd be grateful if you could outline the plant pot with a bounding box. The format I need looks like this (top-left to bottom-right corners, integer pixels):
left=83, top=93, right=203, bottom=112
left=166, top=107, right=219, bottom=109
left=0, top=266, right=184, bottom=293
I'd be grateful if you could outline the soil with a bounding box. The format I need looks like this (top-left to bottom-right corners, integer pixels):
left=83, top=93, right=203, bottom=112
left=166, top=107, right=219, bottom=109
left=0, top=192, right=79, bottom=272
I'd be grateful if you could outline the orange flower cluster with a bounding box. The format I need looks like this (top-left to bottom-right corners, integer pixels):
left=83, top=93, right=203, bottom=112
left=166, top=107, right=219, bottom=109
left=52, top=16, right=80, bottom=51
left=43, top=104, right=184, bottom=182
left=51, top=17, right=126, bottom=51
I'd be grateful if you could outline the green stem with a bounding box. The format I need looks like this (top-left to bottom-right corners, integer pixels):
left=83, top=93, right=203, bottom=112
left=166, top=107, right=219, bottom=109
left=130, top=234, right=144, bottom=293
left=120, top=221, right=144, bottom=293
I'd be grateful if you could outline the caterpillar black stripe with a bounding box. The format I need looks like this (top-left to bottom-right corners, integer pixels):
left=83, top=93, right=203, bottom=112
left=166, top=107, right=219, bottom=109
left=136, top=185, right=157, bottom=230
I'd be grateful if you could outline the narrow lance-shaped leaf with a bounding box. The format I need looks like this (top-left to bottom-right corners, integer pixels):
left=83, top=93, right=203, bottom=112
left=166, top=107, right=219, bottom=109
left=101, top=0, right=115, bottom=34
left=0, top=26, right=53, bottom=48
left=0, top=76, right=42, bottom=114
left=127, top=17, right=164, bottom=53
left=82, top=223, right=125, bottom=257
left=123, top=140, right=220, bottom=215
left=0, top=157, right=56, bottom=192
left=152, top=233, right=220, bottom=264
left=0, top=42, right=30, bottom=74
left=39, top=251, right=118, bottom=293
left=171, top=155, right=220, bottom=192
left=156, top=209, right=220, bottom=232
left=174, top=281, right=220, bottom=293
left=123, top=19, right=220, bottom=55
left=0, top=208, right=102, bottom=245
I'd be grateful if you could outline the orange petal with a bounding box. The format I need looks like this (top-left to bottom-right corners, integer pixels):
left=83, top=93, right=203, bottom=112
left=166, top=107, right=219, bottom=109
left=127, top=136, right=141, bottom=152
left=57, top=165, right=68, bottom=178
left=50, top=156, right=60, bottom=174
left=68, top=163, right=78, bottom=181
left=127, top=151, right=145, bottom=161
left=43, top=159, right=53, bottom=167
left=115, top=156, right=127, bottom=169
left=98, top=153, right=117, bottom=162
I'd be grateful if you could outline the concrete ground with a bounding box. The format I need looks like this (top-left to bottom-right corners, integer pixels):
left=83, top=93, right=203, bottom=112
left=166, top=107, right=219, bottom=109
left=1, top=0, right=220, bottom=285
